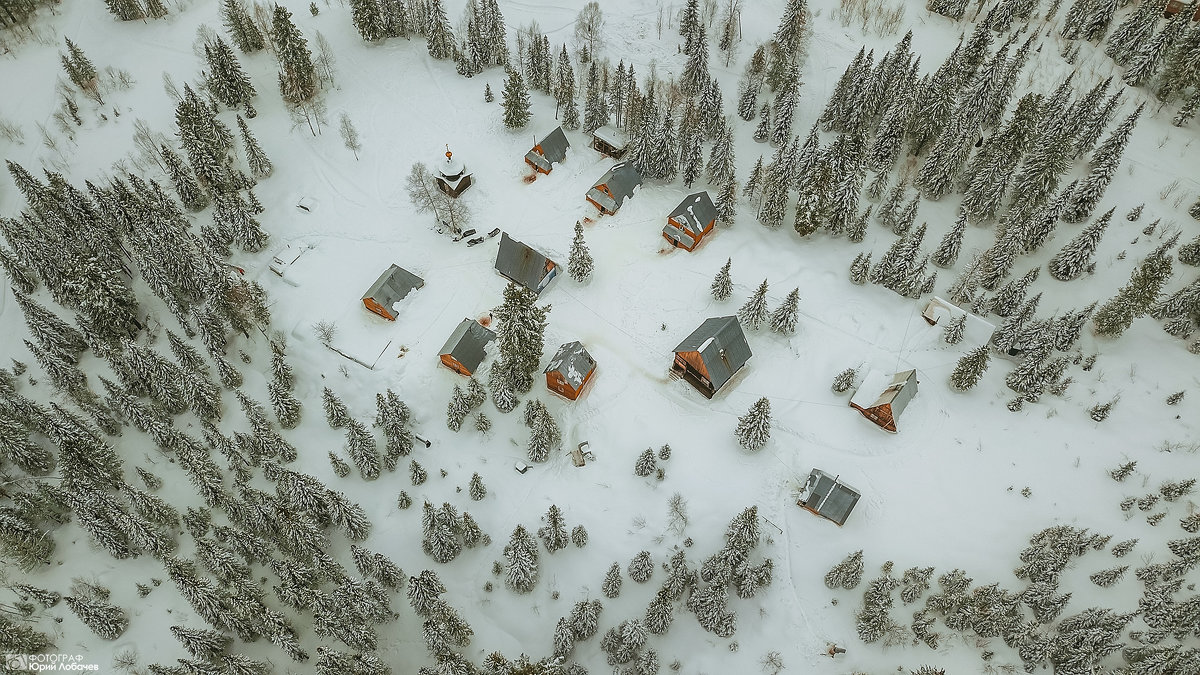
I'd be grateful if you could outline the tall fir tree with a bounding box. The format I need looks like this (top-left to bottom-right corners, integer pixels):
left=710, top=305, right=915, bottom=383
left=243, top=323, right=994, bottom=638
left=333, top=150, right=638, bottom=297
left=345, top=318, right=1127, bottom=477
left=273, top=5, right=318, bottom=105
left=739, top=279, right=770, bottom=329
left=1048, top=207, right=1113, bottom=281
left=500, top=68, right=532, bottom=129
left=567, top=221, right=593, bottom=282
left=221, top=0, right=265, bottom=53
left=950, top=346, right=990, bottom=391
left=425, top=0, right=456, bottom=59
left=1093, top=248, right=1174, bottom=337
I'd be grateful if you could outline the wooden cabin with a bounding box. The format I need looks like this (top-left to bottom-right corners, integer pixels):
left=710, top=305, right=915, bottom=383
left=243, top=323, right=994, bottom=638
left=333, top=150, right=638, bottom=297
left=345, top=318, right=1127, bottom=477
left=361, top=264, right=424, bottom=321
left=671, top=316, right=752, bottom=398
left=849, top=369, right=918, bottom=433
left=796, top=468, right=861, bottom=526
left=438, top=318, right=495, bottom=376
left=494, top=232, right=559, bottom=295
left=663, top=191, right=718, bottom=251
left=435, top=147, right=473, bottom=198
left=544, top=341, right=597, bottom=401
left=1164, top=0, right=1200, bottom=20
left=591, top=125, right=629, bottom=159
left=524, top=127, right=570, bottom=175
left=586, top=161, right=643, bottom=215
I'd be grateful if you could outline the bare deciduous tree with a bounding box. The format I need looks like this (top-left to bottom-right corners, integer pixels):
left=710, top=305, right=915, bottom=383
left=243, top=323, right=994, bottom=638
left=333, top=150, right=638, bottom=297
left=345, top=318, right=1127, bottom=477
left=574, top=2, right=604, bottom=59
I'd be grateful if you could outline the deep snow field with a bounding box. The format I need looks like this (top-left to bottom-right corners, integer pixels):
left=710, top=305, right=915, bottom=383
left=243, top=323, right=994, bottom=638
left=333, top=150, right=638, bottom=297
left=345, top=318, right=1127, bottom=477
left=1, top=0, right=1198, bottom=673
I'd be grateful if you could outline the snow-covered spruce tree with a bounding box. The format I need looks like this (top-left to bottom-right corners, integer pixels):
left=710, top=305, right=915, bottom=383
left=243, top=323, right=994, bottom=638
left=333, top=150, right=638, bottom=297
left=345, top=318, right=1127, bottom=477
left=494, top=282, right=549, bottom=393
left=570, top=524, right=588, bottom=548
left=425, top=0, right=456, bottom=59
left=634, top=448, right=656, bottom=477
left=103, top=0, right=143, bottom=21
left=831, top=367, right=857, bottom=393
left=538, top=504, right=569, bottom=553
left=64, top=594, right=128, bottom=640
left=1093, top=248, right=1173, bottom=338
left=931, top=212, right=966, bottom=269
left=1063, top=107, right=1143, bottom=224
left=735, top=397, right=771, bottom=451
left=504, top=525, right=540, bottom=593
left=422, top=501, right=464, bottom=563
left=628, top=551, right=654, bottom=583
left=942, top=314, right=967, bottom=345
left=349, top=0, right=387, bottom=42
left=849, top=252, right=871, bottom=285
left=739, top=279, right=770, bottom=329
left=13, top=292, right=87, bottom=363
left=160, top=145, right=210, bottom=212
left=221, top=0, right=264, bottom=53
left=711, top=258, right=733, bottom=301
left=602, top=562, right=623, bottom=598
left=346, top=419, right=381, bottom=480
left=568, top=221, right=593, bottom=282
left=273, top=5, right=318, bottom=105
left=205, top=37, right=257, bottom=112
left=582, top=61, right=608, bottom=134
left=1047, top=207, right=1114, bottom=281
left=825, top=550, right=864, bottom=589
left=769, top=288, right=800, bottom=334
left=323, top=387, right=349, bottom=428
left=524, top=399, right=561, bottom=462
left=1178, top=234, right=1200, bottom=266
left=687, top=582, right=736, bottom=637
left=501, top=68, right=531, bottom=129
left=991, top=268, right=1039, bottom=317
left=488, top=360, right=518, bottom=413
left=268, top=380, right=301, bottom=429
left=410, top=459, right=428, bottom=485
left=950, top=346, right=990, bottom=391
left=446, top=384, right=470, bottom=432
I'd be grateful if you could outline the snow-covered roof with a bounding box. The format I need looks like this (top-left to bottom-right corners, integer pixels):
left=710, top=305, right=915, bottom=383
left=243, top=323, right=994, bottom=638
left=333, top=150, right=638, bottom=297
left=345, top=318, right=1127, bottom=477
left=535, top=126, right=570, bottom=164
left=667, top=191, right=717, bottom=237
left=592, top=125, right=628, bottom=150
left=850, top=369, right=918, bottom=417
left=589, top=161, right=643, bottom=210
left=544, top=341, right=596, bottom=389
left=494, top=232, right=558, bottom=294
left=440, top=153, right=465, bottom=178
left=673, top=316, right=753, bottom=392
left=362, top=264, right=424, bottom=313
left=797, top=468, right=861, bottom=526
left=922, top=296, right=996, bottom=345
left=439, top=318, right=495, bottom=373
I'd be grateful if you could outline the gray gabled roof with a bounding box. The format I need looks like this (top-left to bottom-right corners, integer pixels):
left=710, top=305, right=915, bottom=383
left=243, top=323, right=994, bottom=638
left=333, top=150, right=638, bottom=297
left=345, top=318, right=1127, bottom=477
left=798, top=468, right=861, bottom=526
left=362, top=264, right=424, bottom=310
left=544, top=341, right=596, bottom=389
left=668, top=192, right=717, bottom=237
left=495, top=232, right=558, bottom=293
left=673, top=316, right=752, bottom=392
left=851, top=369, right=918, bottom=418
left=537, top=127, right=570, bottom=164
left=439, top=318, right=495, bottom=373
left=591, top=161, right=644, bottom=206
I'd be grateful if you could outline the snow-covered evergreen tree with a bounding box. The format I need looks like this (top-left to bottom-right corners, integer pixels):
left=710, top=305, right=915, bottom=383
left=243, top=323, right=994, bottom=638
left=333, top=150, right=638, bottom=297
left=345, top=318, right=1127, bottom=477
left=710, top=258, right=734, bottom=301
left=504, top=525, right=540, bottom=593
left=65, top=594, right=128, bottom=640
left=346, top=419, right=380, bottom=481
left=273, top=5, right=318, bottom=105
left=769, top=288, right=800, bottom=334
left=1048, top=207, right=1113, bottom=281
left=538, top=504, right=569, bottom=552
left=602, top=562, right=623, bottom=598
left=494, top=282, right=549, bottom=393
left=221, top=0, right=265, bottom=53
left=950, top=346, right=990, bottom=391
left=446, top=384, right=471, bottom=431
left=1093, top=248, right=1174, bottom=338
left=425, top=0, right=456, bottom=59
left=501, top=68, right=531, bottom=129
left=568, top=221, right=594, bottom=282
left=943, top=314, right=967, bottom=345
left=634, top=447, right=657, bottom=477
left=739, top=279, right=770, bottom=329
left=734, top=397, right=771, bottom=451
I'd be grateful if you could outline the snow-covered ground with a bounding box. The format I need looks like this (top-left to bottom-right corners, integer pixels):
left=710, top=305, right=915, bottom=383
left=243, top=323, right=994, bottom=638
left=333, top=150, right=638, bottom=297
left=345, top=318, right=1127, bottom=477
left=1, top=0, right=1198, bottom=673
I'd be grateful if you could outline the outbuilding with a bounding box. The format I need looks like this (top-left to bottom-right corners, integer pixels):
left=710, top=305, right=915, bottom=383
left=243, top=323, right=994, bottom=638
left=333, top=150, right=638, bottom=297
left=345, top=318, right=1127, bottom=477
left=586, top=161, right=643, bottom=215
left=525, top=127, right=570, bottom=174
left=494, top=232, right=559, bottom=295
left=544, top=341, right=597, bottom=401
left=849, top=369, right=918, bottom=433
left=591, top=125, right=629, bottom=159
left=671, top=316, right=752, bottom=398
left=663, top=191, right=717, bottom=251
left=796, top=468, right=861, bottom=526
left=361, top=264, right=424, bottom=321
left=438, top=318, right=495, bottom=376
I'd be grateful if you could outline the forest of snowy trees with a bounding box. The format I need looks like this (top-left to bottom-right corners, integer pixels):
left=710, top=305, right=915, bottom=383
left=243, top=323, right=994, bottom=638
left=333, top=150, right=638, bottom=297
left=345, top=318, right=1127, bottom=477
left=0, top=0, right=1198, bottom=671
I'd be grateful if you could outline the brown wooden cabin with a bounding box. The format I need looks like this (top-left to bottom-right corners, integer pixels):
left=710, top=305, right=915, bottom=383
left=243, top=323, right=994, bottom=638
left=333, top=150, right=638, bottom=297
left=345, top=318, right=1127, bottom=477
left=1164, top=0, right=1200, bottom=19
left=435, top=148, right=473, bottom=198
left=663, top=191, right=718, bottom=252
left=671, top=316, right=752, bottom=398
left=585, top=161, right=644, bottom=215
left=544, top=341, right=597, bottom=401
left=524, top=127, right=570, bottom=175
left=591, top=125, right=629, bottom=159
left=361, top=265, right=424, bottom=321
left=849, top=369, right=918, bottom=433
left=438, top=318, right=495, bottom=376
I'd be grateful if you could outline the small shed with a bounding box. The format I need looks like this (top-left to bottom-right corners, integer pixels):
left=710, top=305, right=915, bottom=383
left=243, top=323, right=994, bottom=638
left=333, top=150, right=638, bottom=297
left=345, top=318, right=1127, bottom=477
left=849, top=369, right=918, bottom=433
left=544, top=341, right=597, bottom=401
left=586, top=161, right=643, bottom=215
left=591, top=125, right=629, bottom=159
left=495, top=232, right=559, bottom=295
left=525, top=127, right=570, bottom=174
left=663, top=191, right=718, bottom=251
left=438, top=318, right=495, bottom=376
left=671, top=316, right=752, bottom=398
left=435, top=147, right=473, bottom=198
left=922, top=296, right=996, bottom=346
left=361, top=264, right=424, bottom=321
left=796, top=468, right=861, bottom=526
